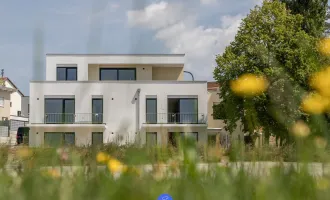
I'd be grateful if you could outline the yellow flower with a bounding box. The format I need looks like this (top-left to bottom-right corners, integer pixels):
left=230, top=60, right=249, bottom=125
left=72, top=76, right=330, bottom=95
left=42, top=169, right=61, bottom=178
left=107, top=158, right=127, bottom=174
left=314, top=136, right=327, bottom=149
left=16, top=147, right=32, bottom=158
left=301, top=93, right=329, bottom=114
left=316, top=178, right=330, bottom=190
left=96, top=152, right=110, bottom=163
left=310, top=67, right=330, bottom=97
left=230, top=74, right=268, bottom=97
left=318, top=38, right=330, bottom=56
left=291, top=120, right=310, bottom=138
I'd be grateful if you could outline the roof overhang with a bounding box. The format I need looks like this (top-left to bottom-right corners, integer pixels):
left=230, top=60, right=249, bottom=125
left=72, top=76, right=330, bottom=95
left=0, top=86, right=16, bottom=93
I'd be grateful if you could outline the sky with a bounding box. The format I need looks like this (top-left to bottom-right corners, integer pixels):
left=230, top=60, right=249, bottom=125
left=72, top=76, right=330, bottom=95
left=0, top=0, right=262, bottom=95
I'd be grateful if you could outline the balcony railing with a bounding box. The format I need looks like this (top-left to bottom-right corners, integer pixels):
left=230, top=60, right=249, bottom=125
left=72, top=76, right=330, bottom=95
left=44, top=113, right=103, bottom=124
left=145, top=113, right=206, bottom=124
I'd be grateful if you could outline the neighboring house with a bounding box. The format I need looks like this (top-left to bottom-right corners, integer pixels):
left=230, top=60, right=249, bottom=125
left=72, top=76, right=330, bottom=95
left=0, top=77, right=29, bottom=121
left=0, top=79, right=16, bottom=121
left=207, top=82, right=244, bottom=147
left=28, top=54, right=208, bottom=147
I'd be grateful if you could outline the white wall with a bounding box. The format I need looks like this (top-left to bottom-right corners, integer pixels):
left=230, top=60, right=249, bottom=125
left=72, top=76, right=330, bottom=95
left=29, top=81, right=207, bottom=146
left=46, top=55, right=185, bottom=81
left=5, top=80, right=22, bottom=116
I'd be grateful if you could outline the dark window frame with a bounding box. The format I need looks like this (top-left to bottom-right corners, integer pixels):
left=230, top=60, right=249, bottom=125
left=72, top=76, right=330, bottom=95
left=146, top=132, right=157, bottom=146
left=99, top=68, right=136, bottom=80
left=57, top=67, right=77, bottom=81
left=92, top=132, right=103, bottom=145
left=167, top=98, right=199, bottom=124
left=212, top=102, right=220, bottom=120
left=44, top=98, right=75, bottom=124
left=146, top=98, right=157, bottom=123
left=44, top=132, right=75, bottom=147
left=92, top=98, right=103, bottom=124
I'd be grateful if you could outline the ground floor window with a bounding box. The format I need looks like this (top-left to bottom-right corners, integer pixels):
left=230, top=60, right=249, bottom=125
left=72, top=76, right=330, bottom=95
left=168, top=132, right=198, bottom=147
left=208, top=135, right=217, bottom=146
left=92, top=132, right=103, bottom=145
left=146, top=132, right=157, bottom=146
left=44, top=132, right=75, bottom=147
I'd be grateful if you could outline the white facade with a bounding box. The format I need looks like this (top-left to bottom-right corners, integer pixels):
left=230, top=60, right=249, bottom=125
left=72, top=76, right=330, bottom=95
left=29, top=54, right=208, bottom=147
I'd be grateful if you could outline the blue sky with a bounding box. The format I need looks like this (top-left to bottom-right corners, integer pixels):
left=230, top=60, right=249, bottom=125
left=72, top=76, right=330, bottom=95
left=0, top=0, right=261, bottom=95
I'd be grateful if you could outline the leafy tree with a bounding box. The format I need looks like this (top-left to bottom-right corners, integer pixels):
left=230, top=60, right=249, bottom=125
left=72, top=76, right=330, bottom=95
left=279, top=0, right=328, bottom=37
left=213, top=0, right=324, bottom=144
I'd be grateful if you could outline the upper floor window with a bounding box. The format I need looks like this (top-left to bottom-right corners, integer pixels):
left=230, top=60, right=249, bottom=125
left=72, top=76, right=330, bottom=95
left=57, top=66, right=77, bottom=81
left=99, top=68, right=136, bottom=80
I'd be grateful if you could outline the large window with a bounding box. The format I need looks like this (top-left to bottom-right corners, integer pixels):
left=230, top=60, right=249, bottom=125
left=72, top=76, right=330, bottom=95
left=100, top=68, right=136, bottom=80
left=146, top=132, right=157, bottom=146
left=0, top=97, right=4, bottom=107
left=44, top=132, right=75, bottom=147
left=167, top=98, right=198, bottom=123
left=45, top=98, right=75, bottom=123
left=146, top=98, right=157, bottom=123
left=92, top=132, right=103, bottom=145
left=57, top=67, right=77, bottom=81
left=92, top=98, right=103, bottom=124
left=168, top=132, right=198, bottom=147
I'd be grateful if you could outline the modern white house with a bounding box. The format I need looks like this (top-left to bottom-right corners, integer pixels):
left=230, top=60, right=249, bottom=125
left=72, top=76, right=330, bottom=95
left=28, top=54, right=208, bottom=147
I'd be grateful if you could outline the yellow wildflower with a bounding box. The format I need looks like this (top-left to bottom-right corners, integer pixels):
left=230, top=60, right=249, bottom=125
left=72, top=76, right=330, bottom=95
left=16, top=147, right=32, bottom=158
left=314, top=136, right=327, bottom=149
left=107, top=158, right=127, bottom=174
left=310, top=66, right=330, bottom=97
left=96, top=152, right=110, bottom=163
left=42, top=169, right=61, bottom=178
left=316, top=178, right=330, bottom=190
left=301, top=93, right=329, bottom=114
left=230, top=73, right=268, bottom=97
left=318, top=38, right=330, bottom=56
left=291, top=120, right=310, bottom=138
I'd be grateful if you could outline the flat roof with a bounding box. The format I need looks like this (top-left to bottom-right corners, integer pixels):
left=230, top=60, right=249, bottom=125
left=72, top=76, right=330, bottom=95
left=30, top=80, right=207, bottom=84
left=46, top=53, right=185, bottom=56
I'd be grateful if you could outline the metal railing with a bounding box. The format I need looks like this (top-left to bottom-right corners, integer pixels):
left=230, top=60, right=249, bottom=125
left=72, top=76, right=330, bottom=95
left=44, top=113, right=103, bottom=124
left=145, top=113, right=206, bottom=124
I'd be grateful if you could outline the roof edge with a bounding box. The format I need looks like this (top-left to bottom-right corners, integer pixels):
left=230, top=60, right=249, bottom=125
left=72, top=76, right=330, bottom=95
left=30, top=80, right=207, bottom=84
left=46, top=53, right=185, bottom=57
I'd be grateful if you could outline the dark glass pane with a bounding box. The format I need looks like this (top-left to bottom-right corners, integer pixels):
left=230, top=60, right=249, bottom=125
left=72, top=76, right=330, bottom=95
left=118, top=69, right=135, bottom=80
left=146, top=132, right=157, bottom=146
left=57, top=68, right=66, bottom=80
left=64, top=99, right=75, bottom=123
left=45, top=133, right=62, bottom=147
left=146, top=99, right=157, bottom=123
left=100, top=69, right=117, bottom=80
left=67, top=68, right=77, bottom=80
left=64, top=133, right=75, bottom=145
left=92, top=132, right=103, bottom=145
left=45, top=99, right=63, bottom=123
left=92, top=99, right=103, bottom=123
left=179, top=99, right=198, bottom=123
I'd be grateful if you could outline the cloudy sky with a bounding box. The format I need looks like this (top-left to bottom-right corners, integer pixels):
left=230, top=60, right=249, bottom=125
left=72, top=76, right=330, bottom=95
left=0, top=0, right=262, bottom=95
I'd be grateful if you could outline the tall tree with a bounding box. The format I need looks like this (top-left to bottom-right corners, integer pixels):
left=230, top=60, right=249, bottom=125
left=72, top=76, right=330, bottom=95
left=279, top=0, right=328, bottom=37
left=213, top=0, right=323, bottom=143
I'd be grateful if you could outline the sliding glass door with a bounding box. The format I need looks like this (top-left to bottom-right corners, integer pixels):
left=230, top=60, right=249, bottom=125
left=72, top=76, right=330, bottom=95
left=45, top=99, right=75, bottom=124
left=167, top=98, right=198, bottom=123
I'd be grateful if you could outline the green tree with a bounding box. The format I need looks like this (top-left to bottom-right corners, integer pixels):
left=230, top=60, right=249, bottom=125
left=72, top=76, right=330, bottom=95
left=279, top=0, right=328, bottom=37
left=213, top=0, right=324, bottom=144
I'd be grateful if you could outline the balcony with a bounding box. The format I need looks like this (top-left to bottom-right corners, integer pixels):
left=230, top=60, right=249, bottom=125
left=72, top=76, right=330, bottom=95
left=44, top=113, right=104, bottom=124
left=145, top=113, right=206, bottom=124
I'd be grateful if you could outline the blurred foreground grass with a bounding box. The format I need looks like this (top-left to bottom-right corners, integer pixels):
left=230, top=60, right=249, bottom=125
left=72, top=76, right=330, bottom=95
left=0, top=141, right=329, bottom=200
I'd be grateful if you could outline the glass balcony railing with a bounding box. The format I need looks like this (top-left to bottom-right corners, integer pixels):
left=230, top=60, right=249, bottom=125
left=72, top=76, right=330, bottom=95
left=145, top=113, right=206, bottom=124
left=44, top=113, right=103, bottom=124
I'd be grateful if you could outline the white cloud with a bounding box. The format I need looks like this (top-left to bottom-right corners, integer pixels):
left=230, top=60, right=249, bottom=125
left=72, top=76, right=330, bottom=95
left=200, top=0, right=217, bottom=5
left=127, top=1, right=243, bottom=80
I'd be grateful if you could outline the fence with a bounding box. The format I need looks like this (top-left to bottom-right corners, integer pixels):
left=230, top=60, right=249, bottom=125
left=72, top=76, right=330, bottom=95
left=0, top=119, right=28, bottom=137
left=0, top=120, right=9, bottom=137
